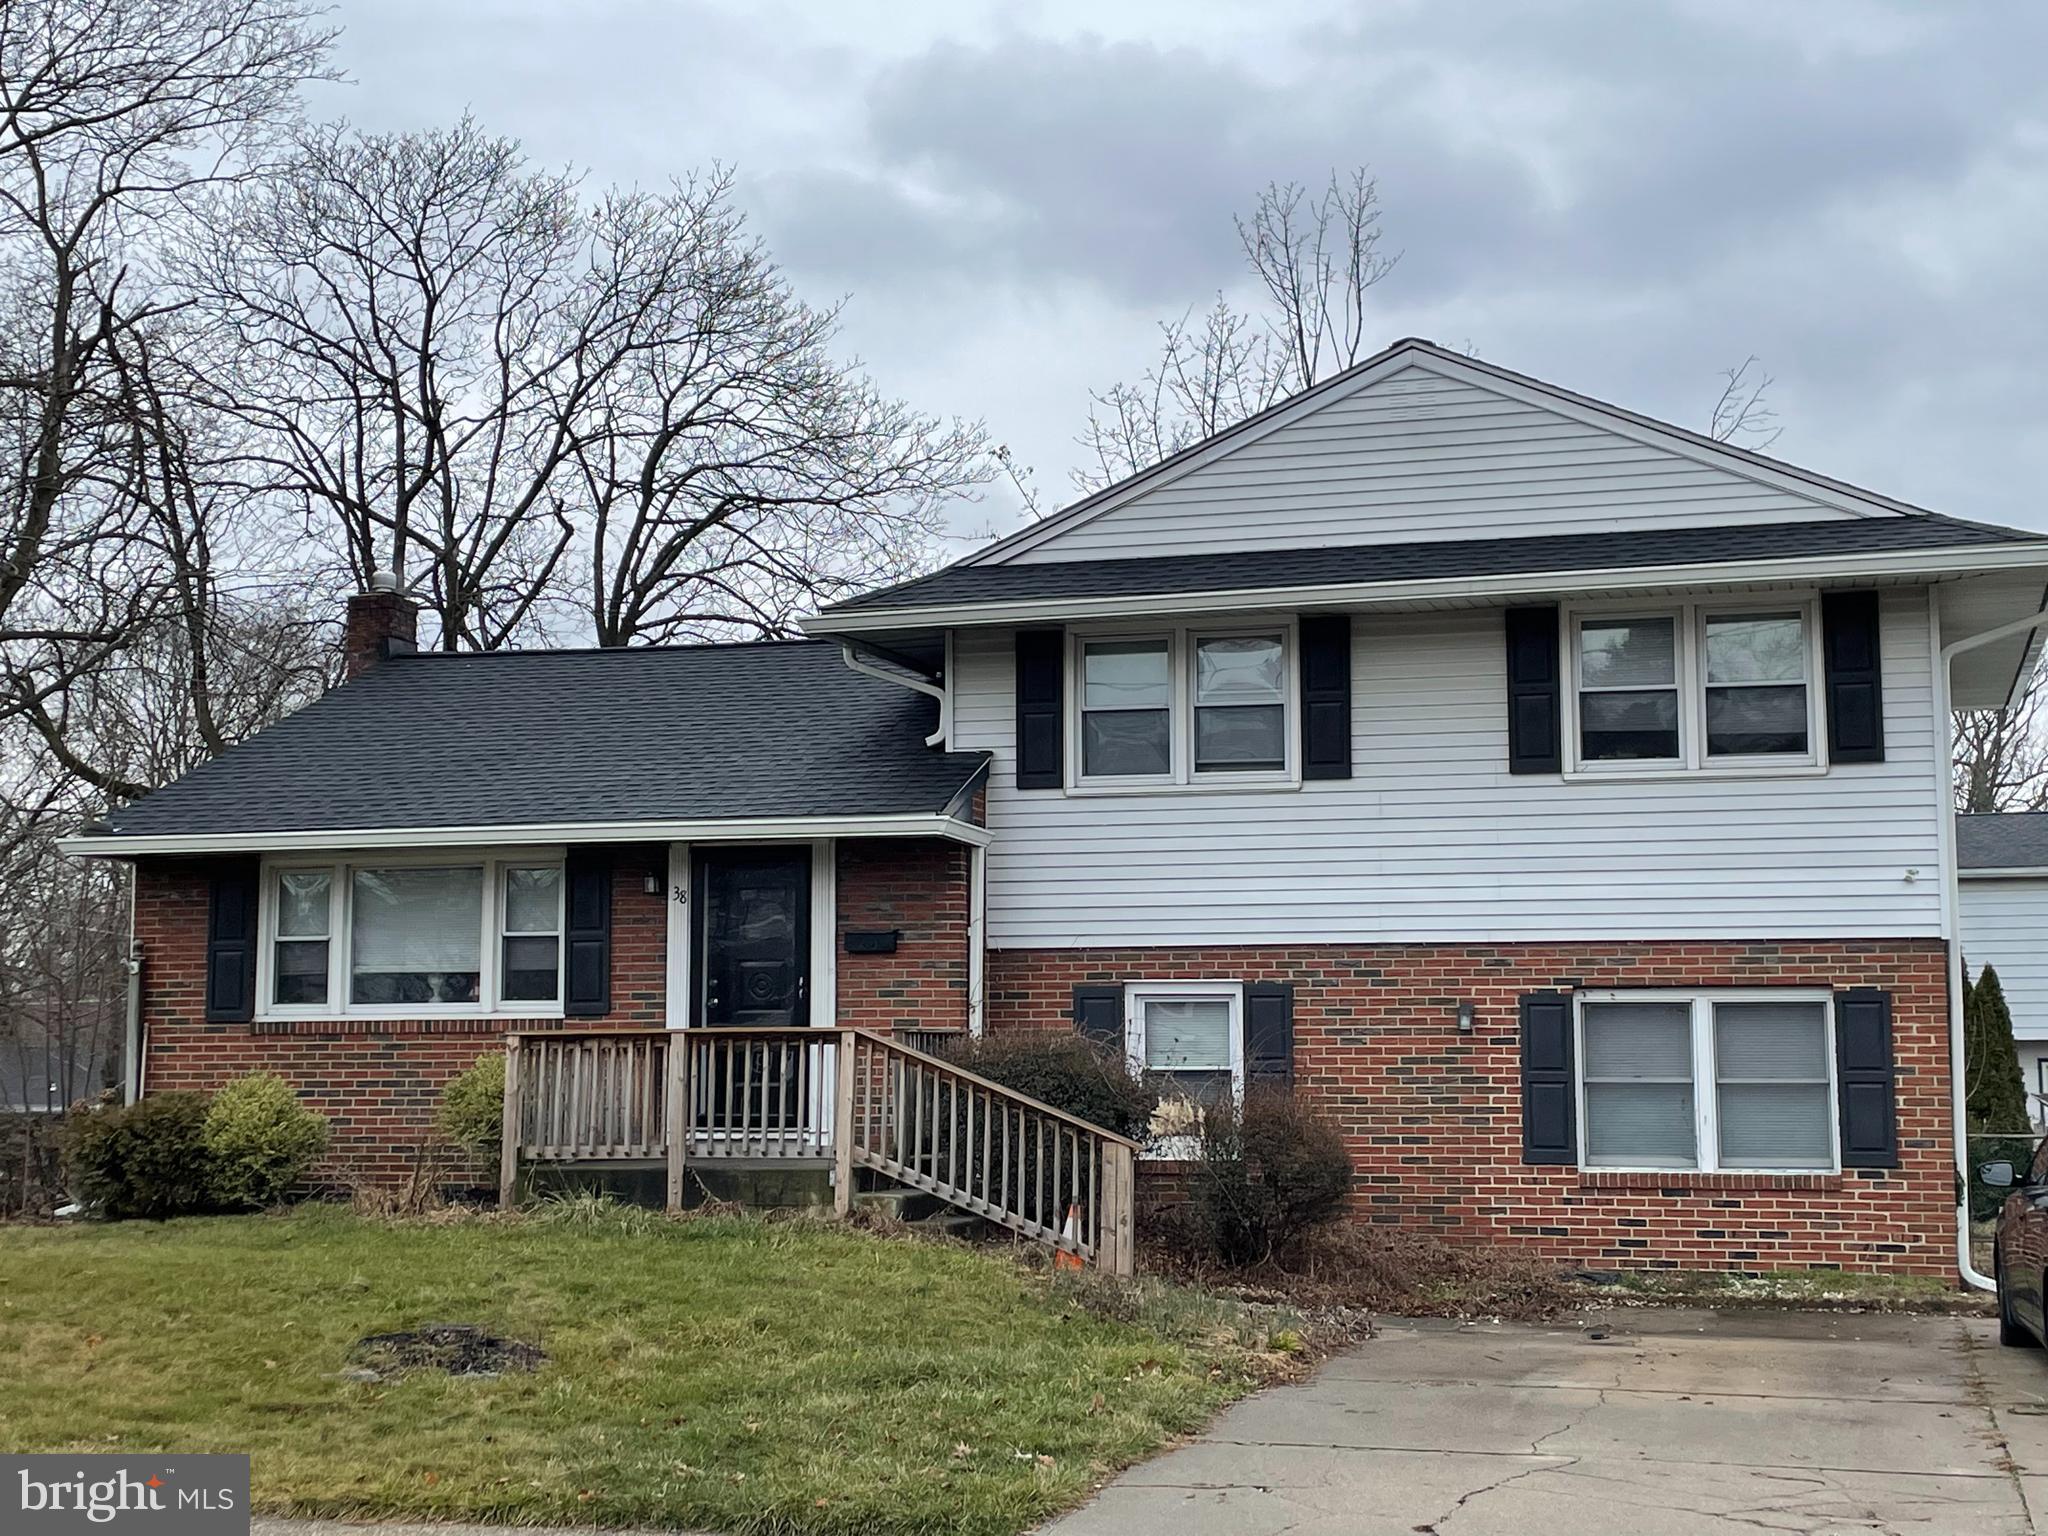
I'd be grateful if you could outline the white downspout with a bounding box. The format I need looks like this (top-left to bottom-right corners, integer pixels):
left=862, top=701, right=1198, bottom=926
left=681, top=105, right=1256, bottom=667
left=839, top=644, right=950, bottom=748
left=1939, top=601, right=2048, bottom=1292
left=122, top=862, right=144, bottom=1104
left=967, top=840, right=987, bottom=1039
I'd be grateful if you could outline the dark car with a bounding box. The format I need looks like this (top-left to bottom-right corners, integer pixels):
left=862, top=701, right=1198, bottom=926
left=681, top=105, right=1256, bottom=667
left=1985, top=1144, right=2048, bottom=1346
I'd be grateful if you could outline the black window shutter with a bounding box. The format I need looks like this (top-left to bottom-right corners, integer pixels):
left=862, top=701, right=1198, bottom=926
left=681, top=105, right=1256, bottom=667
left=1835, top=987, right=1899, bottom=1168
left=1015, top=629, right=1065, bottom=790
left=205, top=859, right=261, bottom=1023
left=1504, top=606, right=1562, bottom=774
left=1246, top=981, right=1295, bottom=1086
left=1520, top=990, right=1575, bottom=1164
left=1822, top=591, right=1885, bottom=764
left=564, top=849, right=613, bottom=1017
left=1299, top=615, right=1352, bottom=780
left=1072, top=984, right=1123, bottom=1052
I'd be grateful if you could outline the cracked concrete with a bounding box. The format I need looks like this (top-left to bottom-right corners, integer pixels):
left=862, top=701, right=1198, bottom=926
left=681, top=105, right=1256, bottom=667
left=1039, top=1308, right=2048, bottom=1535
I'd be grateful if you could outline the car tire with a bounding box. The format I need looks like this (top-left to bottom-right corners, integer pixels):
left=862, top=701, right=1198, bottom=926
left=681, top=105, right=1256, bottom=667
left=1997, top=1252, right=2039, bottom=1348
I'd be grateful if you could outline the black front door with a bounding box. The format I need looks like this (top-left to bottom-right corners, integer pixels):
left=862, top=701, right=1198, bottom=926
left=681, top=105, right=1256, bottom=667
left=694, top=847, right=810, bottom=1028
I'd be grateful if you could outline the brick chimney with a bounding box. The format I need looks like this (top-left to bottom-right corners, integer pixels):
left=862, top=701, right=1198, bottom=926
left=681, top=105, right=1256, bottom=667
left=343, top=571, right=419, bottom=679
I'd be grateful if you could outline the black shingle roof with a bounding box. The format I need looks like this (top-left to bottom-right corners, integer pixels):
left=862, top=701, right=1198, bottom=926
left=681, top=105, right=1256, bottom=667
left=825, top=514, right=2040, bottom=618
left=90, top=641, right=988, bottom=841
left=1958, top=813, right=2048, bottom=872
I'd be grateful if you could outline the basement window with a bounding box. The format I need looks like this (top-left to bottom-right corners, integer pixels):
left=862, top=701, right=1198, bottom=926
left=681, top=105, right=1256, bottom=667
left=258, top=853, right=564, bottom=1019
left=1124, top=982, right=1244, bottom=1157
left=1576, top=991, right=1838, bottom=1173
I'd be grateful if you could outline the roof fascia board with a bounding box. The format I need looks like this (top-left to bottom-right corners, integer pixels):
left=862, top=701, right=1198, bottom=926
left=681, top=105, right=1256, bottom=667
left=960, top=345, right=1426, bottom=567
left=801, top=542, right=2048, bottom=634
left=1958, top=867, right=2048, bottom=879
left=59, top=811, right=994, bottom=860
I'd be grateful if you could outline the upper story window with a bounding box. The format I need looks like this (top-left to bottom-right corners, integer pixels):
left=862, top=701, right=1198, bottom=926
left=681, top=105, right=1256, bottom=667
left=1072, top=624, right=1294, bottom=790
left=1567, top=599, right=1821, bottom=774
left=259, top=854, right=564, bottom=1018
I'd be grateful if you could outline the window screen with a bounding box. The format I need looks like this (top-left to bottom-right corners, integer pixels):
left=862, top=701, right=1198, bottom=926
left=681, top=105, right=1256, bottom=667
left=1081, top=638, right=1171, bottom=777
left=1193, top=634, right=1285, bottom=772
left=1578, top=617, right=1680, bottom=761
left=1581, top=1001, right=1697, bottom=1168
left=1713, top=1001, right=1832, bottom=1168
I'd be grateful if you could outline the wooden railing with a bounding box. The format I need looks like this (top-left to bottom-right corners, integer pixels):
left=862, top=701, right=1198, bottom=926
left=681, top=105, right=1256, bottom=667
left=837, top=1028, right=1136, bottom=1276
left=500, top=1027, right=1138, bottom=1276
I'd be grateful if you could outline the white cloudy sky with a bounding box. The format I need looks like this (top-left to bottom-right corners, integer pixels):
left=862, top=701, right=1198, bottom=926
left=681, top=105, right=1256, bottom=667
left=312, top=0, right=2048, bottom=542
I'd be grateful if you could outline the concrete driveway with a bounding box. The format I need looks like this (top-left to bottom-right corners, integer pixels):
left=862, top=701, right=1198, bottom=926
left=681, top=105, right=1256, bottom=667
left=1043, top=1308, right=2048, bottom=1535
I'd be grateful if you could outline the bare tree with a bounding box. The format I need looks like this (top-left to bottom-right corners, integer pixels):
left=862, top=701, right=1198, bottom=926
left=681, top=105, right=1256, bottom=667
left=567, top=175, right=990, bottom=645
left=1710, top=355, right=1783, bottom=451
left=1077, top=169, right=1398, bottom=493
left=0, top=0, right=334, bottom=690
left=188, top=130, right=990, bottom=650
left=1956, top=660, right=2048, bottom=813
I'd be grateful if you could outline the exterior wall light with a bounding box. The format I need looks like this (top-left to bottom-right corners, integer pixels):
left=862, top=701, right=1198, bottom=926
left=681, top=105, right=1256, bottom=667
left=1456, top=1001, right=1476, bottom=1034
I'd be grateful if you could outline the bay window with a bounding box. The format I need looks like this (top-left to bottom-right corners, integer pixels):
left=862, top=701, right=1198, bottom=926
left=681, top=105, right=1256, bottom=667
left=1072, top=624, right=1294, bottom=788
left=260, top=854, right=565, bottom=1017
left=1577, top=991, right=1838, bottom=1172
left=1567, top=598, right=1822, bottom=772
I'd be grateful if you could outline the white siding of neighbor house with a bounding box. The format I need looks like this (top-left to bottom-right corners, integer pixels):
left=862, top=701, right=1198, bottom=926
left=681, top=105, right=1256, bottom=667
left=1961, top=879, right=2048, bottom=1042
left=951, top=586, right=1943, bottom=948
left=1007, top=365, right=1869, bottom=564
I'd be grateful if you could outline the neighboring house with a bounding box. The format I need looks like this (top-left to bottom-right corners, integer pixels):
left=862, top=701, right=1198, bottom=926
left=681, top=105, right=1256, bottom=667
left=1957, top=812, right=2048, bottom=1125
left=61, top=338, right=2048, bottom=1278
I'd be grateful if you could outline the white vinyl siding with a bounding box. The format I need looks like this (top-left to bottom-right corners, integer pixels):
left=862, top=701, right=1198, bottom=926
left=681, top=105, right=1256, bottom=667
left=952, top=586, right=1941, bottom=947
left=1009, top=366, right=1860, bottom=564
left=1960, top=877, right=2048, bottom=1042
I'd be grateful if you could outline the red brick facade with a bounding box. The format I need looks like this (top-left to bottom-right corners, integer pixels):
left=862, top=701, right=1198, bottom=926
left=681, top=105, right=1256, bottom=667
left=986, top=940, right=1955, bottom=1276
left=131, top=838, right=972, bottom=1183
left=131, top=844, right=1959, bottom=1275
left=833, top=838, right=971, bottom=1032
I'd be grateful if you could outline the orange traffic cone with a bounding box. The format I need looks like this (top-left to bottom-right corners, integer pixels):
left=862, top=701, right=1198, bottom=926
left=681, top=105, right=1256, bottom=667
left=1054, top=1204, right=1084, bottom=1270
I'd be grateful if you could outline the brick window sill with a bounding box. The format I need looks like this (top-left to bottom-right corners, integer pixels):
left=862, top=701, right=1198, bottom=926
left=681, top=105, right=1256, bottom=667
left=1578, top=1171, right=1845, bottom=1193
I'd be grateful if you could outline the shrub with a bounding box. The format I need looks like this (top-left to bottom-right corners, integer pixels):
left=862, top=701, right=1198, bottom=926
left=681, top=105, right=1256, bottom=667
left=943, top=1033, right=1156, bottom=1139
left=438, top=1053, right=506, bottom=1156
left=203, top=1074, right=330, bottom=1209
left=934, top=1034, right=1157, bottom=1230
left=61, top=1093, right=215, bottom=1219
left=1194, top=1087, right=1353, bottom=1266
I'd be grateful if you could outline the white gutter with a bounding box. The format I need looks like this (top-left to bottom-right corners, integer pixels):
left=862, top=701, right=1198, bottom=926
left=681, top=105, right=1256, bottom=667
left=58, top=811, right=993, bottom=859
left=1939, top=601, right=2048, bottom=1292
left=802, top=541, right=2048, bottom=635
left=839, top=643, right=950, bottom=748
left=1958, top=867, right=2048, bottom=880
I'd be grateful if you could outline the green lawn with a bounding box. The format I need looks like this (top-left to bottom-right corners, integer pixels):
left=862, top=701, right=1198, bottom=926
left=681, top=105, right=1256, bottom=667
left=0, top=1206, right=1270, bottom=1535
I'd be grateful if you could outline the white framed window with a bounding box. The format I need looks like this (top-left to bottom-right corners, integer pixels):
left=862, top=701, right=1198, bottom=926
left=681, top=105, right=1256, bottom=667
left=1565, top=597, right=1824, bottom=775
left=1124, top=982, right=1245, bottom=1157
left=257, top=851, right=566, bottom=1019
left=1576, top=990, right=1839, bottom=1173
left=1069, top=623, right=1295, bottom=790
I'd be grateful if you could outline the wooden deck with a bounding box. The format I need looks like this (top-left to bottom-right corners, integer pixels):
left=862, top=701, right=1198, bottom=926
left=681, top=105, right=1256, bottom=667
left=501, top=1026, right=1138, bottom=1276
